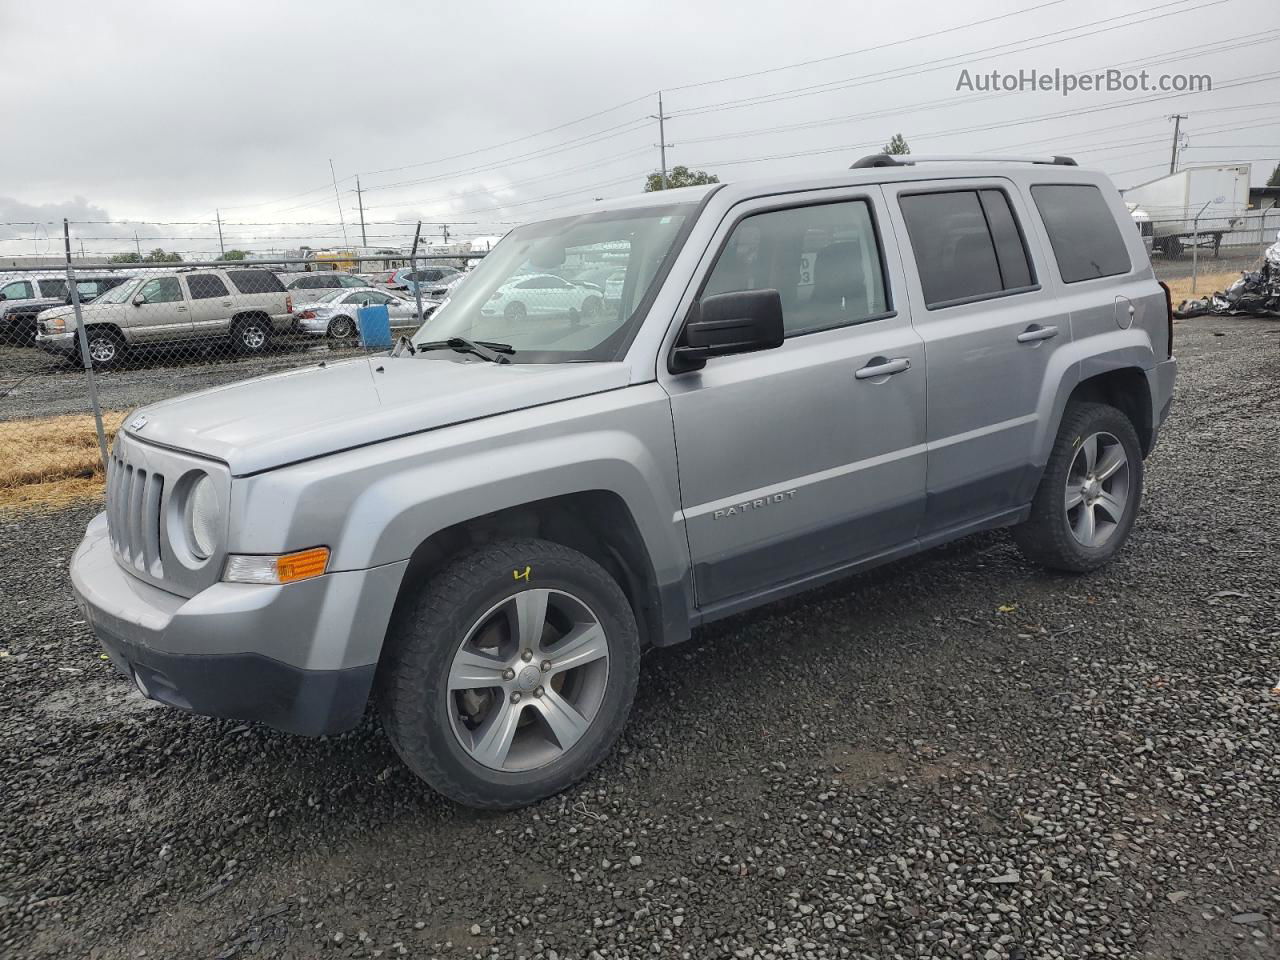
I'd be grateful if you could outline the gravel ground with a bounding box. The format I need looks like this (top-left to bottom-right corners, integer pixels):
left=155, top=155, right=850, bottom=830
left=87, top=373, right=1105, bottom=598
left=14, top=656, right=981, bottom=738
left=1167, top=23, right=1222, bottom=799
left=0, top=339, right=370, bottom=421
left=1, top=315, right=1278, bottom=960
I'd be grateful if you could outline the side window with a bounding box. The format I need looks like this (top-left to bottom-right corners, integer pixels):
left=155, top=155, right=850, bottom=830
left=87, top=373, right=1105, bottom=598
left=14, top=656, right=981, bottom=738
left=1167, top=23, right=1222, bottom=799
left=702, top=199, right=889, bottom=337
left=899, top=188, right=1035, bottom=308
left=368, top=292, right=393, bottom=304
left=138, top=277, right=183, bottom=304
left=39, top=279, right=69, bottom=299
left=227, top=270, right=285, bottom=294
left=1, top=280, right=34, bottom=300
left=1032, top=184, right=1132, bottom=283
left=340, top=275, right=367, bottom=288
left=186, top=274, right=229, bottom=299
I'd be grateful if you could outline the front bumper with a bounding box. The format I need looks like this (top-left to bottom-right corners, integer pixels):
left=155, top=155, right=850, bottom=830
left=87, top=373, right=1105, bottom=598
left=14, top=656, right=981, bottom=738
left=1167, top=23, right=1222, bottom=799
left=70, top=513, right=407, bottom=736
left=35, top=330, right=77, bottom=355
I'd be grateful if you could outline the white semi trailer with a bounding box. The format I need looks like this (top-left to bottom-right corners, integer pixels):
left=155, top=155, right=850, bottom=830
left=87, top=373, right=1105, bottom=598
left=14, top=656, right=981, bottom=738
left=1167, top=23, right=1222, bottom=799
left=1122, top=164, right=1251, bottom=258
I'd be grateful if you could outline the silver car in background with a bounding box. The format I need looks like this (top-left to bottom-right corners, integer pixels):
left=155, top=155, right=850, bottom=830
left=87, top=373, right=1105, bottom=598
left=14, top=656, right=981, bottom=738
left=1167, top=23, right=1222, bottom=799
left=293, top=287, right=436, bottom=339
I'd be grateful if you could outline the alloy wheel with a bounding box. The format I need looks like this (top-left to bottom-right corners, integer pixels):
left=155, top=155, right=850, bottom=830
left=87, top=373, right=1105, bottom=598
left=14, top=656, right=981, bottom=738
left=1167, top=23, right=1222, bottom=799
left=240, top=324, right=267, bottom=350
left=88, top=336, right=116, bottom=363
left=1065, top=431, right=1130, bottom=548
left=447, top=588, right=610, bottom=772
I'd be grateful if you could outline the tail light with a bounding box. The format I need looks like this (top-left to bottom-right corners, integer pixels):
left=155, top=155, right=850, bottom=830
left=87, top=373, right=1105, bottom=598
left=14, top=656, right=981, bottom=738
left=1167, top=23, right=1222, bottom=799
left=297, top=310, right=316, bottom=320
left=285, top=295, right=293, bottom=313
left=1158, top=281, right=1174, bottom=358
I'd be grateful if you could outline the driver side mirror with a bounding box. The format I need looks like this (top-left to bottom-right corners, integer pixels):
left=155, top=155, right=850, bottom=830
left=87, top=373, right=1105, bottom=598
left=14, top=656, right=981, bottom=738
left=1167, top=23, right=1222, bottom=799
left=132, top=294, right=145, bottom=306
left=669, top=288, right=784, bottom=373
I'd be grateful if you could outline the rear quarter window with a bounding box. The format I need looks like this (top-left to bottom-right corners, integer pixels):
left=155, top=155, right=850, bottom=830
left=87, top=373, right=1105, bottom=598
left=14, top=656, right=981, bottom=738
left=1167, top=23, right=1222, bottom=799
left=1031, top=184, right=1131, bottom=283
left=228, top=270, right=286, bottom=294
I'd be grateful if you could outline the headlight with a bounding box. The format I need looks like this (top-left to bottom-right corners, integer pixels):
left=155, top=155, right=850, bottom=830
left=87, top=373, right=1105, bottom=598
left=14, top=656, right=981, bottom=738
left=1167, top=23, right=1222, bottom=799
left=44, top=317, right=67, bottom=334
left=187, top=474, right=220, bottom=559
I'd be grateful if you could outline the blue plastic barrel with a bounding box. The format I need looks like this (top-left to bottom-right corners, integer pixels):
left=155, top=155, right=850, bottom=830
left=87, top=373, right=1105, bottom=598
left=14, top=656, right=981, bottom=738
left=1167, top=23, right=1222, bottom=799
left=356, top=304, right=392, bottom=349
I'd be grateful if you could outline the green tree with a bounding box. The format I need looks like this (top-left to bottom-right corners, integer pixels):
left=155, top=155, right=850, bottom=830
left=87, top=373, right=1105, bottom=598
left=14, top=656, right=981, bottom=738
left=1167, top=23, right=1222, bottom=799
left=882, top=133, right=910, bottom=156
left=144, top=248, right=182, bottom=263
left=644, top=165, right=720, bottom=192
left=108, top=251, right=142, bottom=263
left=218, top=249, right=249, bottom=261
left=1267, top=162, right=1280, bottom=187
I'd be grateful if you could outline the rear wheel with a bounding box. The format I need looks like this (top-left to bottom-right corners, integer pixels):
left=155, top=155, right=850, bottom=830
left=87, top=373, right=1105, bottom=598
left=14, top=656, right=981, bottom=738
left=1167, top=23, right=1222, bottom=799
left=504, top=301, right=527, bottom=322
left=327, top=315, right=356, bottom=340
left=378, top=538, right=640, bottom=809
left=581, top=296, right=603, bottom=320
left=1012, top=401, right=1143, bottom=573
left=233, top=317, right=271, bottom=354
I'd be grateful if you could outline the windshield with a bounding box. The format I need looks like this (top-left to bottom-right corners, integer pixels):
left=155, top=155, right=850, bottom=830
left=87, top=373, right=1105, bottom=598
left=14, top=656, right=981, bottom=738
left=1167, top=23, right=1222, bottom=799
left=411, top=203, right=694, bottom=362
left=92, top=278, right=141, bottom=305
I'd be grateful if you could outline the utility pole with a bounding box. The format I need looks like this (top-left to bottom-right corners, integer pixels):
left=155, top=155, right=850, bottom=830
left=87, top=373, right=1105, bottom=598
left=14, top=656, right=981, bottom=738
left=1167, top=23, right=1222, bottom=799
left=329, top=158, right=350, bottom=249
left=215, top=208, right=226, bottom=259
left=134, top=230, right=141, bottom=259
left=1169, top=114, right=1187, bottom=174
left=651, top=92, right=673, bottom=189
left=354, top=176, right=367, bottom=247
left=442, top=223, right=450, bottom=244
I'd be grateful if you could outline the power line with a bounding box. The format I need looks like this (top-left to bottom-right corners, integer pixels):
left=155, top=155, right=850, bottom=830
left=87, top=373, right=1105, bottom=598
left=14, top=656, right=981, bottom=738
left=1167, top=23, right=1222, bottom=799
left=668, top=0, right=1228, bottom=118
left=664, top=0, right=1070, bottom=93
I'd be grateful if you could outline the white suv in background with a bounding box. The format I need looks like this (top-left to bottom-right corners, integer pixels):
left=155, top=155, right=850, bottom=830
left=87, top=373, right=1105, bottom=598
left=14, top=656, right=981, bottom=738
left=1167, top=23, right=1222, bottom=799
left=35, top=267, right=292, bottom=368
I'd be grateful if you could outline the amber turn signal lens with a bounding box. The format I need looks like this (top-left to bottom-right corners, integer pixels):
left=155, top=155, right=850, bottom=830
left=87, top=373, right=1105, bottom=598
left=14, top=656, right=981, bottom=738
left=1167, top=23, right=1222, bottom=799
left=275, top=547, right=330, bottom=583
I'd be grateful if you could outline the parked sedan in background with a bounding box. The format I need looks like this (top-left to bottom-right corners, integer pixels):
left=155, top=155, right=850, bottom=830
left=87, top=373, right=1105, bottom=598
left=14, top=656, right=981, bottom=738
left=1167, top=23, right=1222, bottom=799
left=279, top=271, right=371, bottom=306
left=293, top=287, right=436, bottom=339
left=391, top=265, right=460, bottom=290
left=480, top=272, right=605, bottom=321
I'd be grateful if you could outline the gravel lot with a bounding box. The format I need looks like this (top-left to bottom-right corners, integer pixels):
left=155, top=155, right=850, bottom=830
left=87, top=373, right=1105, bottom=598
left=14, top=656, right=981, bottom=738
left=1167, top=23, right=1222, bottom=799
left=0, top=339, right=368, bottom=422
left=1, top=315, right=1278, bottom=960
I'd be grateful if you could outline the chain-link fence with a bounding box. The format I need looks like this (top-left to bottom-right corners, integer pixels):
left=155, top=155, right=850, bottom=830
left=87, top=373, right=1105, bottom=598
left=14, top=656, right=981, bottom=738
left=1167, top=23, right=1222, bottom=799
left=0, top=232, right=485, bottom=506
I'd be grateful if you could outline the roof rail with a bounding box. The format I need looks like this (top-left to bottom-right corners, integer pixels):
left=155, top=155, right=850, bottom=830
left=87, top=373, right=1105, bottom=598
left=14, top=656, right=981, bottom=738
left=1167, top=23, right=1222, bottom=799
left=850, top=153, right=1077, bottom=169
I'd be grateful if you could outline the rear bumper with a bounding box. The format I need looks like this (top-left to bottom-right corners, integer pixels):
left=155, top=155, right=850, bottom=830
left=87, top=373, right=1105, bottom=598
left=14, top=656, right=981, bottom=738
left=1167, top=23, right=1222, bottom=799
left=1148, top=356, right=1177, bottom=453
left=70, top=512, right=407, bottom=736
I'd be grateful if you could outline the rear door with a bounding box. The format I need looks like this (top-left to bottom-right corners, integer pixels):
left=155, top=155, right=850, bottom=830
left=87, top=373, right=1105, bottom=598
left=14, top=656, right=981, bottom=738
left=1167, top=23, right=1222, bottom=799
left=127, top=276, right=192, bottom=342
left=662, top=188, right=927, bottom=611
left=183, top=272, right=235, bottom=337
left=884, top=179, right=1069, bottom=538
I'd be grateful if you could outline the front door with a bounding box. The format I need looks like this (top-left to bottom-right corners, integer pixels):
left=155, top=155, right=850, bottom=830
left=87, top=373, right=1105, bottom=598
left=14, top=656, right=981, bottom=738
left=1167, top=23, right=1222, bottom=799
left=126, top=276, right=192, bottom=343
left=885, top=179, right=1071, bottom=538
left=661, top=190, right=927, bottom=611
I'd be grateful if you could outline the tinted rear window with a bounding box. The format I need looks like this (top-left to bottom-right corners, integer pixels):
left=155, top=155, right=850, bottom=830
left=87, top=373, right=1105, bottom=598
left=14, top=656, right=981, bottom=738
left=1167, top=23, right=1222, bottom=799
left=1031, top=184, right=1131, bottom=283
left=227, top=270, right=286, bottom=294
left=900, top=191, right=1003, bottom=306
left=38, top=278, right=68, bottom=299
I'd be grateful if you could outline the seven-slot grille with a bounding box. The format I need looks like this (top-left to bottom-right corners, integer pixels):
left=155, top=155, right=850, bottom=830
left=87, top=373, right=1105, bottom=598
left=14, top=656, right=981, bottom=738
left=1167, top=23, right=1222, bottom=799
left=106, top=453, right=165, bottom=578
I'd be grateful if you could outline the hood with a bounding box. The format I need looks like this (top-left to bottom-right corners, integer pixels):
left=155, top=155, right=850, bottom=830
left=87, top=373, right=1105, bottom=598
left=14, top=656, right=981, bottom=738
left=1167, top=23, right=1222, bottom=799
left=125, top=355, right=631, bottom=475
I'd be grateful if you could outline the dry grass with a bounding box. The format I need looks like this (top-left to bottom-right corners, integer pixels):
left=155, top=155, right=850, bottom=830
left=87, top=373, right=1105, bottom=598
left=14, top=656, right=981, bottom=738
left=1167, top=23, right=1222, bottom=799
left=0, top=411, right=127, bottom=513
left=1164, top=270, right=1242, bottom=306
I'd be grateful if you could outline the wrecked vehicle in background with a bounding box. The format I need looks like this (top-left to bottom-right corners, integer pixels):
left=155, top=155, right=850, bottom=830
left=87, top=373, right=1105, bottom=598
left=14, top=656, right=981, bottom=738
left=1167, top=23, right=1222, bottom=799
left=1176, top=233, right=1280, bottom=319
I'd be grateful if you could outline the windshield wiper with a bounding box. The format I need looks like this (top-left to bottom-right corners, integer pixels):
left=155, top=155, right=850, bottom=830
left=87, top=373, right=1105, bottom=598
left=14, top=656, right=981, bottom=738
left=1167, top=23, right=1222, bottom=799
left=416, top=337, right=514, bottom=364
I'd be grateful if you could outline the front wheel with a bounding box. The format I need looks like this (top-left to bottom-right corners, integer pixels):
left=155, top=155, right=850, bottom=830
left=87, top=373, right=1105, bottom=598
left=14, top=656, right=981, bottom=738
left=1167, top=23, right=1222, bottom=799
left=1012, top=401, right=1143, bottom=573
left=78, top=328, right=125, bottom=370
left=377, top=539, right=640, bottom=809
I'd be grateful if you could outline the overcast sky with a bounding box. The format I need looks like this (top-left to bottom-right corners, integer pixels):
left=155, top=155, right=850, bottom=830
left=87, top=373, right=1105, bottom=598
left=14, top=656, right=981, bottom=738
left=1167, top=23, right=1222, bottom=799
left=2, top=0, right=1276, bottom=255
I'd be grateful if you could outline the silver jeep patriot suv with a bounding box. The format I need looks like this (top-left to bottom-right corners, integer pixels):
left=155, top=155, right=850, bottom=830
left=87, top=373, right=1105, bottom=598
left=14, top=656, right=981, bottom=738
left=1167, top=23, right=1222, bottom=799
left=70, top=155, right=1177, bottom=808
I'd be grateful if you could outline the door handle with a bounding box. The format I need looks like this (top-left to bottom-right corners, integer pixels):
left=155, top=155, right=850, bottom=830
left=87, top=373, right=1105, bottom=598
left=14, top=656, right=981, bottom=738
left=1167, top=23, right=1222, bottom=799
left=176, top=306, right=187, bottom=312
left=1017, top=324, right=1058, bottom=343
left=222, top=300, right=233, bottom=306
left=854, top=356, right=911, bottom=380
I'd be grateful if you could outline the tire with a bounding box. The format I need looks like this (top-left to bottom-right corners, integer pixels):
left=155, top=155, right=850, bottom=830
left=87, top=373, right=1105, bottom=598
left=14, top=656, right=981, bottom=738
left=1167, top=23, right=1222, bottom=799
left=377, top=538, right=640, bottom=809
left=327, top=315, right=356, bottom=340
left=1160, top=236, right=1183, bottom=259
left=504, top=301, right=527, bottom=322
left=581, top=296, right=603, bottom=320
left=232, top=316, right=271, bottom=354
left=78, top=328, right=124, bottom=370
left=1012, top=401, right=1144, bottom=573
